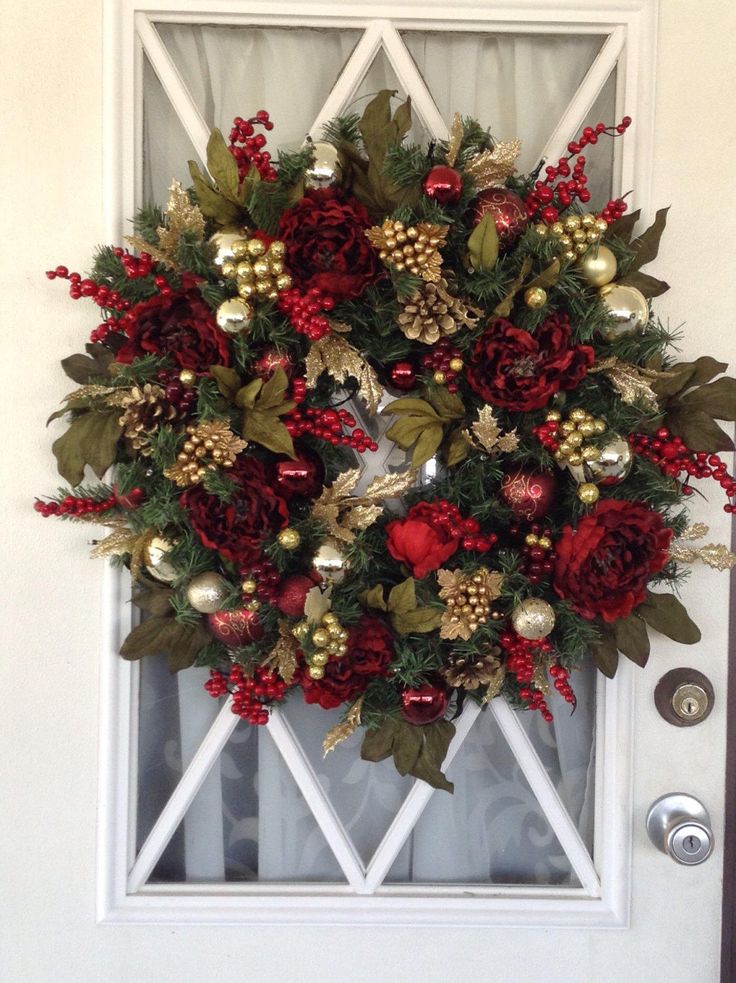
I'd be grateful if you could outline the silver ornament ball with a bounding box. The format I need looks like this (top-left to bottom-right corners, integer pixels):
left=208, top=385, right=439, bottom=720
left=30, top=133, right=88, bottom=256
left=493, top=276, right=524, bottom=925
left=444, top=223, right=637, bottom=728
left=312, top=541, right=348, bottom=585
left=144, top=536, right=179, bottom=583
left=303, top=140, right=342, bottom=189
left=186, top=572, right=230, bottom=613
left=216, top=297, right=254, bottom=335
left=511, top=598, right=556, bottom=641
left=585, top=434, right=633, bottom=486
left=599, top=283, right=649, bottom=340
left=209, top=231, right=246, bottom=270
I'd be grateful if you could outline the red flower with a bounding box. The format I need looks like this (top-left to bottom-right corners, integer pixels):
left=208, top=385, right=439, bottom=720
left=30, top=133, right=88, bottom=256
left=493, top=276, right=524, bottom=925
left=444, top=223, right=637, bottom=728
left=300, top=616, right=395, bottom=709
left=277, top=189, right=381, bottom=300
left=466, top=314, right=594, bottom=412
left=385, top=502, right=461, bottom=579
left=182, top=457, right=288, bottom=565
left=553, top=499, right=673, bottom=622
left=116, top=289, right=230, bottom=371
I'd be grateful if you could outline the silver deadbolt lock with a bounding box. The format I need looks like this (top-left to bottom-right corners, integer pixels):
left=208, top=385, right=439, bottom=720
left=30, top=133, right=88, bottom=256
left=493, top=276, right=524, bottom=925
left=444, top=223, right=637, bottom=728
left=646, top=793, right=714, bottom=865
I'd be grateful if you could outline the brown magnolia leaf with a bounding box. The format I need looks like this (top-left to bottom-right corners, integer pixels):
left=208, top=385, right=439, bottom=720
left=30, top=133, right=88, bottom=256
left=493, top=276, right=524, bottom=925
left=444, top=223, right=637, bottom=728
left=52, top=410, right=123, bottom=486
left=322, top=695, right=365, bottom=756
left=404, top=719, right=455, bottom=793
left=629, top=207, right=670, bottom=272
left=60, top=345, right=115, bottom=384
left=188, top=161, right=244, bottom=226
left=361, top=718, right=399, bottom=762
left=392, top=722, right=423, bottom=775
left=666, top=409, right=734, bottom=453
left=638, top=591, right=701, bottom=644
left=617, top=271, right=670, bottom=298
left=591, top=630, right=619, bottom=678
left=679, top=377, right=736, bottom=421
left=613, top=614, right=651, bottom=667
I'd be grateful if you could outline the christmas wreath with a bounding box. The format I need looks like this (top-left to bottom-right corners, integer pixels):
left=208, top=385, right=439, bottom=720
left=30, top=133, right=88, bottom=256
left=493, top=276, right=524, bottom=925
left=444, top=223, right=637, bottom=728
left=40, top=94, right=736, bottom=791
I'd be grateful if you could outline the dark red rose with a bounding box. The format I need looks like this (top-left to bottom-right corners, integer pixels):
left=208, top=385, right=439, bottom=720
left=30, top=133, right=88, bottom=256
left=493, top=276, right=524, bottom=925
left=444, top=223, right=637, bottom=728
left=466, top=314, right=594, bottom=412
left=182, top=457, right=288, bottom=565
left=553, top=499, right=673, bottom=623
left=300, top=616, right=395, bottom=709
left=116, top=289, right=230, bottom=371
left=386, top=502, right=460, bottom=579
left=278, top=189, right=381, bottom=300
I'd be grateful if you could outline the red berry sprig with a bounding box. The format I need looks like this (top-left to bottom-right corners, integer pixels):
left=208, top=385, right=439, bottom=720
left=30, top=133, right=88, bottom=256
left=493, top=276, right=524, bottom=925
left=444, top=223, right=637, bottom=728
left=421, top=339, right=464, bottom=393
left=278, top=287, right=335, bottom=341
left=205, top=664, right=288, bottom=725
left=532, top=417, right=561, bottom=453
left=499, top=630, right=555, bottom=722
left=228, top=111, right=277, bottom=183
left=46, top=264, right=129, bottom=313
left=34, top=490, right=122, bottom=518
left=428, top=499, right=497, bottom=553
left=156, top=370, right=198, bottom=413
left=512, top=524, right=556, bottom=584
left=285, top=406, right=378, bottom=453
left=525, top=116, right=632, bottom=223
left=240, top=559, right=281, bottom=605
left=630, top=428, right=736, bottom=513
left=549, top=661, right=577, bottom=708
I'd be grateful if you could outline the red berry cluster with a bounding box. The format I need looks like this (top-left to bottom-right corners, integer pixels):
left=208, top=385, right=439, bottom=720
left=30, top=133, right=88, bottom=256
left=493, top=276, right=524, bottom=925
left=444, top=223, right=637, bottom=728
left=278, top=287, right=335, bottom=341
left=532, top=418, right=561, bottom=453
left=228, top=111, right=277, bottom=183
left=205, top=664, right=288, bottom=725
left=285, top=406, right=379, bottom=454
left=421, top=339, right=463, bottom=393
left=156, top=370, right=198, bottom=412
left=549, top=661, right=577, bottom=708
left=510, top=523, right=556, bottom=584
left=630, top=428, right=736, bottom=513
left=499, top=630, right=555, bottom=722
left=597, top=196, right=630, bottom=224
left=46, top=265, right=129, bottom=312
left=429, top=499, right=497, bottom=552
left=34, top=491, right=119, bottom=518
left=290, top=376, right=307, bottom=404
left=524, top=117, right=632, bottom=223
left=240, top=559, right=281, bottom=605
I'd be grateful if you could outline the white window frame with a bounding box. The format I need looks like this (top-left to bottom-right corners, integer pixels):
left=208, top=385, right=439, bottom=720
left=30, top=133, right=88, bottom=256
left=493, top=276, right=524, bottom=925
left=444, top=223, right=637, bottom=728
left=98, top=0, right=658, bottom=927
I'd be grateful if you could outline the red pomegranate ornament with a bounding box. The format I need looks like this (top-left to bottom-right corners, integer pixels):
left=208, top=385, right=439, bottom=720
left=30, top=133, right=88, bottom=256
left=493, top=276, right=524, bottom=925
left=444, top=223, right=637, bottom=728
left=500, top=468, right=556, bottom=521
left=472, top=188, right=528, bottom=250
left=400, top=679, right=450, bottom=725
left=207, top=607, right=264, bottom=647
left=422, top=165, right=463, bottom=205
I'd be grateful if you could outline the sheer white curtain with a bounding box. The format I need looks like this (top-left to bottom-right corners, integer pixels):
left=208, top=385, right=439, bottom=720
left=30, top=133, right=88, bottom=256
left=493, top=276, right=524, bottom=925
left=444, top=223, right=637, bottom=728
left=137, top=23, right=613, bottom=886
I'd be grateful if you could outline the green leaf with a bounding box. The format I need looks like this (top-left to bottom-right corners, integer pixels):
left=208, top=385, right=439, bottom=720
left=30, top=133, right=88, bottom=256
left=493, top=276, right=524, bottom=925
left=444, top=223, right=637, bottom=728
left=617, top=271, right=670, bottom=298
left=391, top=721, right=423, bottom=776
left=411, top=425, right=444, bottom=468
left=493, top=257, right=533, bottom=318
left=362, top=585, right=388, bottom=612
left=61, top=347, right=114, bottom=384
left=188, top=160, right=243, bottom=226
left=527, top=259, right=560, bottom=290
left=410, top=719, right=455, bottom=793
left=385, top=416, right=439, bottom=449
left=391, top=606, right=443, bottom=635
left=680, top=377, right=736, bottom=421
left=206, top=128, right=241, bottom=202
left=666, top=408, right=734, bottom=453
left=257, top=366, right=290, bottom=411
left=387, top=578, right=417, bottom=615
left=638, top=592, right=701, bottom=645
left=209, top=365, right=242, bottom=402
left=382, top=397, right=440, bottom=419
left=52, top=409, right=123, bottom=485
left=591, top=629, right=619, bottom=678
left=360, top=718, right=399, bottom=762
left=444, top=427, right=470, bottom=467
left=613, top=614, right=651, bottom=668
left=428, top=388, right=465, bottom=421
left=235, top=378, right=264, bottom=410
left=242, top=412, right=296, bottom=457
left=467, top=213, right=499, bottom=271
left=629, top=207, right=669, bottom=272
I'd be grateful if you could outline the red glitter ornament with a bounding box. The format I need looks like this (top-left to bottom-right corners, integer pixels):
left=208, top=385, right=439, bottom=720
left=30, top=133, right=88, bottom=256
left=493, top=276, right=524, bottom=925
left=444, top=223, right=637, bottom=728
left=422, top=165, right=463, bottom=205
left=472, top=188, right=528, bottom=249
left=500, top=469, right=556, bottom=521
left=400, top=680, right=449, bottom=725
left=207, top=607, right=264, bottom=647
left=275, top=574, right=314, bottom=618
left=389, top=361, right=417, bottom=391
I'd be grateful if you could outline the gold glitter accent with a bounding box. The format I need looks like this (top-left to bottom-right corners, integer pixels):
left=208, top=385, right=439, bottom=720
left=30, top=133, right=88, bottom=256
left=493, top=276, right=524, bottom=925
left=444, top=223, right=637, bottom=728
left=437, top=567, right=504, bottom=641
left=397, top=277, right=479, bottom=345
left=588, top=357, right=672, bottom=411
left=304, top=334, right=383, bottom=415
left=463, top=139, right=522, bottom=191
left=311, top=469, right=417, bottom=543
left=322, top=695, right=365, bottom=756
left=365, top=219, right=448, bottom=282
left=126, top=179, right=205, bottom=270
left=670, top=526, right=736, bottom=572
left=164, top=420, right=247, bottom=487
left=465, top=405, right=519, bottom=455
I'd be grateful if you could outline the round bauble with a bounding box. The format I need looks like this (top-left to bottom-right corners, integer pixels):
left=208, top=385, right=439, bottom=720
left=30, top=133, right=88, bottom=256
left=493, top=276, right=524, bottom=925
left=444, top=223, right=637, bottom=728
left=599, top=283, right=649, bottom=340
left=113, top=483, right=144, bottom=510
left=275, top=452, right=324, bottom=499
left=578, top=244, right=617, bottom=287
left=511, top=598, right=556, bottom=640
left=422, top=165, right=463, bottom=205
left=400, top=680, right=449, bottom=725
left=577, top=482, right=600, bottom=505
left=186, top=571, right=230, bottom=613
left=277, top=528, right=301, bottom=550
left=252, top=347, right=294, bottom=380
left=524, top=286, right=547, bottom=309
left=304, top=140, right=342, bottom=189
left=216, top=297, right=254, bottom=335
left=389, top=361, right=417, bottom=391
left=312, top=541, right=348, bottom=585
left=275, top=574, right=314, bottom=618
left=500, top=469, right=556, bottom=521
left=472, top=188, right=528, bottom=250
left=209, top=230, right=246, bottom=270
left=144, top=536, right=179, bottom=583
left=207, top=607, right=263, bottom=647
left=585, top=435, right=633, bottom=485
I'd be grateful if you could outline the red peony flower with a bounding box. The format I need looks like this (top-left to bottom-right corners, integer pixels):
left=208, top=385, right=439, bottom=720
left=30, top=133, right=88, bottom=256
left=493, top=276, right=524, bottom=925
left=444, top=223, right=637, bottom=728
left=116, top=289, right=230, bottom=371
left=466, top=314, right=594, bottom=412
left=182, top=457, right=288, bottom=565
left=385, top=502, right=461, bottom=579
left=300, top=616, right=395, bottom=709
left=553, top=499, right=673, bottom=623
left=277, top=189, right=381, bottom=300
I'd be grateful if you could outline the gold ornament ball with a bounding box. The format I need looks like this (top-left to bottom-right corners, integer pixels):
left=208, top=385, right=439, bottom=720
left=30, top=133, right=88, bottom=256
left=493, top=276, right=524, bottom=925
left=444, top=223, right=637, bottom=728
left=312, top=542, right=348, bottom=585
left=144, top=536, right=179, bottom=583
left=303, top=140, right=342, bottom=189
left=312, top=628, right=330, bottom=648
left=599, top=283, right=649, bottom=340
left=433, top=370, right=447, bottom=385
left=210, top=231, right=246, bottom=270
left=310, top=651, right=329, bottom=667
left=232, top=238, right=250, bottom=260
left=241, top=578, right=257, bottom=594
left=577, top=482, right=600, bottom=505
left=308, top=666, right=325, bottom=680
left=216, top=297, right=254, bottom=335
left=179, top=368, right=196, bottom=386
left=247, top=238, right=266, bottom=258
left=449, top=357, right=464, bottom=373
left=578, top=244, right=618, bottom=287
left=185, top=571, right=230, bottom=613
left=277, top=528, right=301, bottom=550
left=511, top=598, right=556, bottom=640
left=524, top=286, right=548, bottom=309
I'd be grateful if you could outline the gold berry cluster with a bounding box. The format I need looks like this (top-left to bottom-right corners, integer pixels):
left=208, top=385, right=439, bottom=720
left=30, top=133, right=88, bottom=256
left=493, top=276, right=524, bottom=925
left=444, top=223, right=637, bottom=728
left=365, top=220, right=447, bottom=282
left=221, top=237, right=291, bottom=302
left=298, top=612, right=350, bottom=680
left=534, top=213, right=608, bottom=262
left=546, top=408, right=606, bottom=467
left=164, top=420, right=247, bottom=487
left=437, top=567, right=505, bottom=641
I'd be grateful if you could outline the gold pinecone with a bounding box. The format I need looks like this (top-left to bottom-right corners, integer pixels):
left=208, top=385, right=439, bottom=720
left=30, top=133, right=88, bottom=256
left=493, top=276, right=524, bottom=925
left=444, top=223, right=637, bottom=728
left=397, top=278, right=478, bottom=344
left=119, top=383, right=177, bottom=455
left=442, top=646, right=503, bottom=690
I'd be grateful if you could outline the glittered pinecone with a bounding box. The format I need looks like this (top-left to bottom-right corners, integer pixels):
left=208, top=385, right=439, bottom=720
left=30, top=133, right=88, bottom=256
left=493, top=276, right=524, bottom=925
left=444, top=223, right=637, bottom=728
left=397, top=278, right=478, bottom=344
left=119, top=383, right=177, bottom=455
left=442, top=646, right=503, bottom=690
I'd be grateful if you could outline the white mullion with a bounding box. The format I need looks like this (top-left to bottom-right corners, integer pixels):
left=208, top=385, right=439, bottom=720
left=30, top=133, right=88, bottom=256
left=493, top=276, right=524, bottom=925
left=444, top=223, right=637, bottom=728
left=308, top=21, right=387, bottom=139
left=265, top=708, right=368, bottom=893
left=363, top=702, right=481, bottom=893
left=538, top=26, right=626, bottom=170
left=127, top=698, right=239, bottom=893
left=134, top=12, right=210, bottom=165
left=490, top=700, right=601, bottom=896
left=378, top=22, right=448, bottom=139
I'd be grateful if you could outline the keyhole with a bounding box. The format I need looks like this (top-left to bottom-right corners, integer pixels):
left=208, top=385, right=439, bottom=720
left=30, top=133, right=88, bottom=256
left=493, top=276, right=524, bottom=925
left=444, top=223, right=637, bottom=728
left=683, top=834, right=701, bottom=853
left=681, top=697, right=700, bottom=716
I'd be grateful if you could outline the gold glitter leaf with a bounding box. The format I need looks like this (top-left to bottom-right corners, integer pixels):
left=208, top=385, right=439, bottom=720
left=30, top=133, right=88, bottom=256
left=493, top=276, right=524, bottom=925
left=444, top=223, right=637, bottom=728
left=127, top=180, right=206, bottom=270
left=445, top=113, right=464, bottom=168
left=465, top=406, right=519, bottom=455
left=263, top=624, right=300, bottom=684
left=304, top=335, right=383, bottom=415
left=670, top=540, right=736, bottom=571
left=90, top=525, right=156, bottom=582
left=464, top=139, right=522, bottom=191
left=322, top=695, right=365, bottom=756
left=589, top=357, right=666, bottom=411
left=312, top=468, right=416, bottom=542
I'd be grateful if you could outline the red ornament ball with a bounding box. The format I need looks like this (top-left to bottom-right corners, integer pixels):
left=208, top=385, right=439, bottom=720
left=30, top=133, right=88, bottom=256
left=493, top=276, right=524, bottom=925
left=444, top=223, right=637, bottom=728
left=422, top=165, right=463, bottom=205
left=275, top=574, right=314, bottom=618
left=207, top=607, right=264, bottom=647
left=472, top=188, right=529, bottom=250
left=389, top=361, right=417, bottom=391
left=275, top=452, right=324, bottom=499
left=501, top=469, right=556, bottom=521
left=400, top=680, right=449, bottom=725
left=253, top=347, right=294, bottom=379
